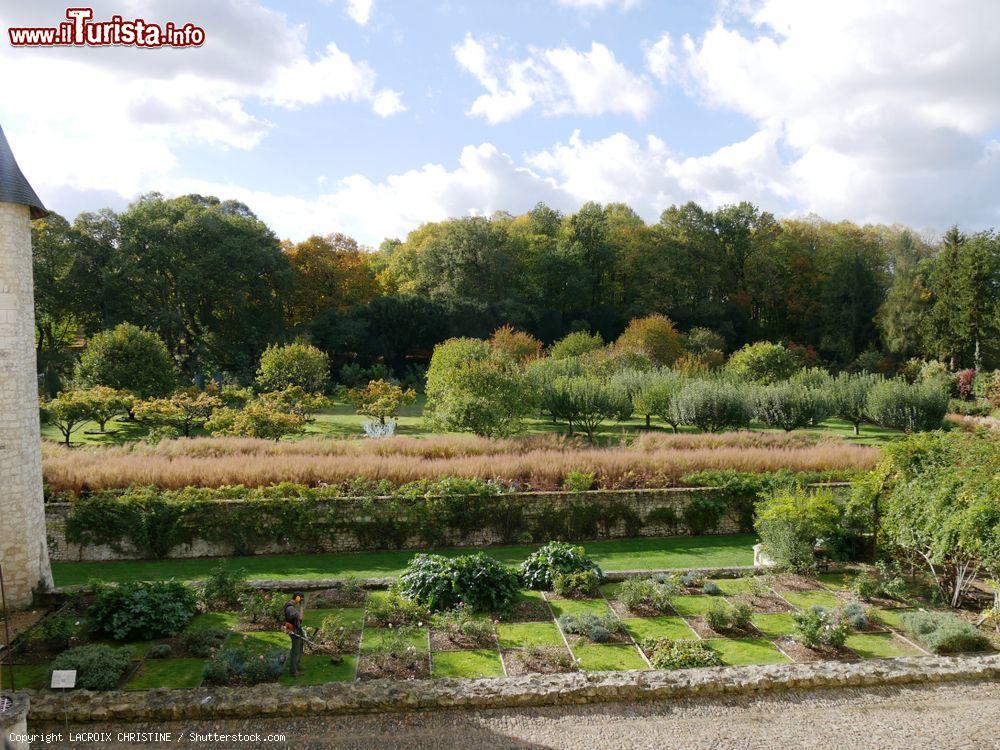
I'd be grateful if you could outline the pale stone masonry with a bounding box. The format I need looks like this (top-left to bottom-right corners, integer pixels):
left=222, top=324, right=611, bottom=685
left=0, top=202, right=53, bottom=607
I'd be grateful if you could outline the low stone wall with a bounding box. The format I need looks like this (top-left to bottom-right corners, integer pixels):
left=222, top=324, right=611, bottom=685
left=23, top=654, right=1000, bottom=723
left=1, top=692, right=30, bottom=750
left=45, top=485, right=768, bottom=562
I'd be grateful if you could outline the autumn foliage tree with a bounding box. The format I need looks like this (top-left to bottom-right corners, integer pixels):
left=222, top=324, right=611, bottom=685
left=614, top=314, right=685, bottom=367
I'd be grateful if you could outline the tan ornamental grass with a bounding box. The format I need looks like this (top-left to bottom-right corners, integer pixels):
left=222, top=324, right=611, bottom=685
left=42, top=431, right=879, bottom=494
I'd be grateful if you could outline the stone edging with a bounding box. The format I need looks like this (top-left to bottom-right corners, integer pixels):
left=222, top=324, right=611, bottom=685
left=24, top=654, right=1000, bottom=724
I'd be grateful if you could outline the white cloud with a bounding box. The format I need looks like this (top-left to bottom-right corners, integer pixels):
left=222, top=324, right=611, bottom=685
left=345, top=0, right=373, bottom=25
left=684, top=0, right=1000, bottom=227
left=0, top=0, right=403, bottom=199
left=644, top=33, right=675, bottom=84
left=454, top=34, right=656, bottom=124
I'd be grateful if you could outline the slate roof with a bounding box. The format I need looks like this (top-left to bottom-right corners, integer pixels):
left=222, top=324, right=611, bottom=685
left=0, top=125, right=47, bottom=219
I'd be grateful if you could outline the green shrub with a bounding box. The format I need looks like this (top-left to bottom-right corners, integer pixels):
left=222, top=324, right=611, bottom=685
left=557, top=613, right=624, bottom=643
left=203, top=648, right=284, bottom=686
left=702, top=581, right=721, bottom=596
left=431, top=604, right=494, bottom=643
left=200, top=562, right=248, bottom=608
left=725, top=342, right=797, bottom=385
left=841, top=602, right=869, bottom=631
left=147, top=643, right=173, bottom=659
left=239, top=589, right=285, bottom=627
left=88, top=580, right=197, bottom=641
left=255, top=342, right=330, bottom=394
left=365, top=591, right=431, bottom=628
left=398, top=553, right=520, bottom=614
left=849, top=562, right=908, bottom=602
left=866, top=379, right=948, bottom=432
left=616, top=577, right=676, bottom=613
left=900, top=611, right=991, bottom=654
left=519, top=542, right=604, bottom=591
left=49, top=645, right=131, bottom=690
left=648, top=639, right=723, bottom=670
left=563, top=471, right=596, bottom=493
left=672, top=379, right=752, bottom=432
left=679, top=570, right=705, bottom=588
left=753, top=382, right=831, bottom=431
left=38, top=615, right=74, bottom=651
left=755, top=488, right=842, bottom=572
left=794, top=606, right=850, bottom=649
left=181, top=627, right=227, bottom=658
left=704, top=600, right=753, bottom=632
left=553, top=570, right=601, bottom=598
left=316, top=613, right=360, bottom=653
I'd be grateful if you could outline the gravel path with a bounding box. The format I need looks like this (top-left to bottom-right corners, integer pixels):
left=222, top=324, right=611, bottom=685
left=30, top=680, right=1000, bottom=749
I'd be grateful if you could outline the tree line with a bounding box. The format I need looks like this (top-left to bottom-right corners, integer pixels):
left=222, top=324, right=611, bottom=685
left=32, top=192, right=1000, bottom=387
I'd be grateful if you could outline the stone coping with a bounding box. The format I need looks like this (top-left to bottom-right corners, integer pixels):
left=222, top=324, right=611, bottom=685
left=23, top=654, right=1000, bottom=724
left=0, top=692, right=30, bottom=728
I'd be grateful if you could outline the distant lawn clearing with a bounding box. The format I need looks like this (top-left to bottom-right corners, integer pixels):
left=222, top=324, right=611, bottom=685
left=51, top=534, right=757, bottom=587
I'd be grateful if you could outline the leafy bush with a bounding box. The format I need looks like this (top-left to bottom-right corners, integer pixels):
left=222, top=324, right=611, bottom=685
left=239, top=590, right=285, bottom=627
left=201, top=562, right=248, bottom=608
left=679, top=570, right=704, bottom=588
left=794, top=606, right=850, bottom=649
left=181, top=627, right=227, bottom=658
left=431, top=604, right=494, bottom=643
left=519, top=542, right=604, bottom=591
left=866, top=379, right=948, bottom=432
left=147, top=643, right=173, bottom=659
left=614, top=314, right=685, bottom=367
left=549, top=331, right=604, bottom=360
left=841, top=602, right=869, bottom=631
left=672, top=379, right=752, bottom=432
left=203, top=648, right=284, bottom=686
left=745, top=575, right=774, bottom=600
left=73, top=322, right=178, bottom=398
left=563, top=471, right=596, bottom=493
left=648, top=639, right=723, bottom=670
left=831, top=373, right=879, bottom=435
left=755, top=488, right=842, bottom=572
left=702, top=581, right=722, bottom=596
left=557, top=613, right=624, bottom=643
left=632, top=372, right=685, bottom=431
left=849, top=562, right=908, bottom=603
left=89, top=580, right=198, bottom=641
left=725, top=342, right=798, bottom=385
left=38, top=615, right=74, bottom=651
left=398, top=552, right=520, bottom=614
left=553, top=570, right=601, bottom=598
left=704, top=600, right=753, bottom=632
left=754, top=382, right=831, bottom=431
left=255, top=342, right=330, bottom=394
left=50, top=645, right=131, bottom=690
left=616, top=577, right=676, bottom=613
left=363, top=591, right=430, bottom=628
left=316, top=613, right=360, bottom=653
left=900, top=611, right=991, bottom=654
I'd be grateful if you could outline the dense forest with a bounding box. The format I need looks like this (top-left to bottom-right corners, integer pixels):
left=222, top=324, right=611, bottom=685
left=32, top=193, right=1000, bottom=386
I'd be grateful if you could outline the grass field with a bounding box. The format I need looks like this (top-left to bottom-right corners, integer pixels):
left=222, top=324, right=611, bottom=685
left=51, top=534, right=757, bottom=587
left=41, top=394, right=902, bottom=448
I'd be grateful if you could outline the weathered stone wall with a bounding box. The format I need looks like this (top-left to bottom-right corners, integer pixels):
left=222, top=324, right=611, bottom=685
left=1, top=692, right=29, bottom=750
left=22, top=654, right=1000, bottom=724
left=0, top=202, right=53, bottom=607
left=45, top=486, right=753, bottom=562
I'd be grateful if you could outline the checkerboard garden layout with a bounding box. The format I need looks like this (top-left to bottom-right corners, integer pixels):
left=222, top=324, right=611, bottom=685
left=11, top=569, right=967, bottom=692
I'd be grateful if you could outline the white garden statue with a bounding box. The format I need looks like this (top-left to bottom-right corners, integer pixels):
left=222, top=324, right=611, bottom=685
left=753, top=543, right=776, bottom=568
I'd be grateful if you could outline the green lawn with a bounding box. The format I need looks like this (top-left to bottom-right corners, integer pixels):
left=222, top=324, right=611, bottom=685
left=279, top=654, right=357, bottom=685
left=668, top=595, right=719, bottom=618
left=51, top=534, right=757, bottom=587
left=360, top=627, right=428, bottom=653
left=5, top=663, right=51, bottom=690
left=623, top=615, right=696, bottom=642
left=497, top=621, right=565, bottom=649
left=571, top=643, right=647, bottom=672
left=124, top=658, right=205, bottom=690
left=302, top=607, right=365, bottom=630
left=547, top=597, right=614, bottom=619
left=431, top=649, right=505, bottom=678
left=224, top=631, right=288, bottom=654
left=778, top=590, right=842, bottom=611
left=751, top=613, right=798, bottom=638
left=705, top=637, right=792, bottom=666
left=846, top=633, right=925, bottom=659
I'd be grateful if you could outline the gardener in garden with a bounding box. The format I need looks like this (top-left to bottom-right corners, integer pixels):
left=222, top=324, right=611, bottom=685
left=284, top=592, right=306, bottom=676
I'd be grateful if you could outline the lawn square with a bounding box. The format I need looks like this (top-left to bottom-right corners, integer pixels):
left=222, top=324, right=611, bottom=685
left=184, top=612, right=240, bottom=633
left=571, top=643, right=647, bottom=672
left=360, top=627, right=428, bottom=653
left=548, top=598, right=613, bottom=619
left=846, top=633, right=925, bottom=659
left=431, top=649, right=504, bottom=678
left=303, top=607, right=365, bottom=630
left=751, top=613, right=798, bottom=639
left=816, top=571, right=854, bottom=590
left=872, top=608, right=910, bottom=630
left=668, top=595, right=717, bottom=618
left=6, top=663, right=50, bottom=690
left=279, top=654, right=357, bottom=685
left=778, top=590, right=841, bottom=611
left=497, top=621, right=564, bottom=649
left=224, top=631, right=289, bottom=654
left=623, top=616, right=696, bottom=643
left=599, top=582, right=622, bottom=598
left=705, top=638, right=791, bottom=666
left=706, top=578, right=753, bottom=596
left=124, top=658, right=205, bottom=690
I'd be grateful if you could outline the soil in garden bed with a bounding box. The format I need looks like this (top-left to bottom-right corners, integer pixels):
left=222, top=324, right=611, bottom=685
left=606, top=600, right=672, bottom=619
left=429, top=629, right=496, bottom=651
left=502, top=648, right=577, bottom=676
left=686, top=617, right=757, bottom=640
left=565, top=630, right=632, bottom=647
left=308, top=587, right=367, bottom=608
left=774, top=637, right=856, bottom=663
left=496, top=598, right=551, bottom=623
left=774, top=574, right=823, bottom=592
left=732, top=593, right=793, bottom=614
left=357, top=652, right=430, bottom=681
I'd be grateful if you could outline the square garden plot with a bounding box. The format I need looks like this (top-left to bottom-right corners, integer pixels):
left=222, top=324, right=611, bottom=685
left=571, top=643, right=648, bottom=672
left=279, top=654, right=357, bottom=685
left=751, top=613, right=798, bottom=639
left=431, top=649, right=505, bottom=679
left=501, top=590, right=552, bottom=622
left=668, top=595, right=719, bottom=618
left=547, top=597, right=613, bottom=619
left=623, top=616, right=696, bottom=643
left=816, top=572, right=853, bottom=590
left=303, top=607, right=365, bottom=630
left=705, top=638, right=792, bottom=666
left=225, top=631, right=289, bottom=654
left=778, top=590, right=842, bottom=611
left=845, top=633, right=925, bottom=659
left=497, top=621, right=565, bottom=649
left=872, top=608, right=911, bottom=630
left=124, top=658, right=205, bottom=690
left=360, top=627, right=428, bottom=653
left=706, top=578, right=754, bottom=596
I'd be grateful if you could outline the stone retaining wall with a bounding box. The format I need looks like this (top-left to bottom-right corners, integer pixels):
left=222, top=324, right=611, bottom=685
left=45, top=485, right=769, bottom=562
left=23, top=654, right=1000, bottom=724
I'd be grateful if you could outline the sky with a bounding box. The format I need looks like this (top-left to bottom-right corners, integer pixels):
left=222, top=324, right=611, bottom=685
left=2, top=0, right=1000, bottom=246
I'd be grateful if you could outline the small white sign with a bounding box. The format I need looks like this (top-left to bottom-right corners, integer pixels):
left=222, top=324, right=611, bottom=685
left=50, top=669, right=76, bottom=689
